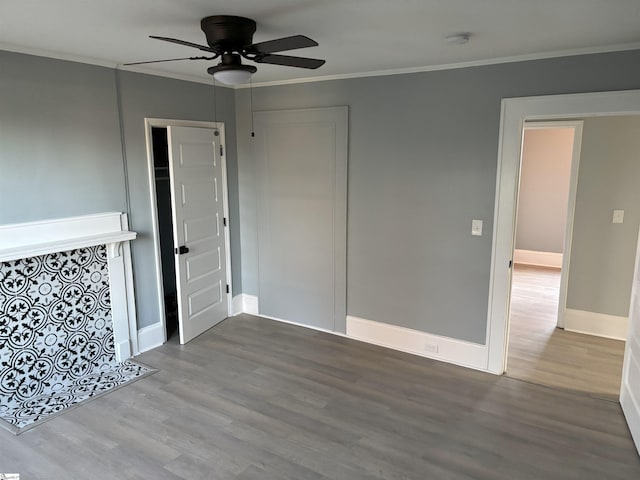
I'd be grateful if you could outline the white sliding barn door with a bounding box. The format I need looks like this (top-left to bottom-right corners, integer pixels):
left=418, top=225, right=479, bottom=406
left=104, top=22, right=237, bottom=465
left=253, top=107, right=348, bottom=332
left=168, top=126, right=229, bottom=344
left=621, top=228, right=640, bottom=454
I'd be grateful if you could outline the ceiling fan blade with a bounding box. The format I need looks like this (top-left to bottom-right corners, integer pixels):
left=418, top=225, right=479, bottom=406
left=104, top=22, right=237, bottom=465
left=123, top=56, right=217, bottom=66
left=247, top=35, right=318, bottom=54
left=150, top=35, right=218, bottom=54
left=255, top=54, right=325, bottom=69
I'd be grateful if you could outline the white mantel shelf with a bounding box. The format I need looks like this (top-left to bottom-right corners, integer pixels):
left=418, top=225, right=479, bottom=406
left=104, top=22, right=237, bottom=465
left=0, top=231, right=136, bottom=263
left=0, top=212, right=137, bottom=262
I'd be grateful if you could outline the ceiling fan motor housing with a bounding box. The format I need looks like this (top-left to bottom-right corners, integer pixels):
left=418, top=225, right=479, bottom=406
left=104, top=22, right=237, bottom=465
left=200, top=16, right=257, bottom=52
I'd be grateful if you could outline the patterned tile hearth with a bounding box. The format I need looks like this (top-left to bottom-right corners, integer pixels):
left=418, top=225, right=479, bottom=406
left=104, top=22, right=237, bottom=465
left=0, top=359, right=156, bottom=433
left=0, top=245, right=156, bottom=434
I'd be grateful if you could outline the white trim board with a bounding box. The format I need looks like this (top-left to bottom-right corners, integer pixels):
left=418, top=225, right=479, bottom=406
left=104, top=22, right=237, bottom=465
left=236, top=42, right=640, bottom=89
left=137, top=323, right=164, bottom=354
left=487, top=89, right=640, bottom=375
left=254, top=312, right=347, bottom=338
left=242, top=294, right=259, bottom=315
left=4, top=41, right=640, bottom=90
left=563, top=309, right=629, bottom=341
left=233, top=300, right=489, bottom=372
left=347, top=316, right=487, bottom=372
left=513, top=249, right=563, bottom=269
left=232, top=295, right=244, bottom=316
left=231, top=294, right=259, bottom=316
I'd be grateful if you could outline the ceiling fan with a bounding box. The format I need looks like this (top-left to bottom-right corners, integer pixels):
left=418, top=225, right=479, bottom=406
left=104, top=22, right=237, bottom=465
left=125, top=15, right=325, bottom=85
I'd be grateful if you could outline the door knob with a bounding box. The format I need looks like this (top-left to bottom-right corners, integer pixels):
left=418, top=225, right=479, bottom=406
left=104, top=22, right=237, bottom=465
left=175, top=245, right=190, bottom=255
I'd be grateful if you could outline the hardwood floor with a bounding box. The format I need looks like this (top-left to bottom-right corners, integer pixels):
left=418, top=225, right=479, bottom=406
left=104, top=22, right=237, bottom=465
left=2, top=313, right=639, bottom=479
left=506, top=264, right=625, bottom=401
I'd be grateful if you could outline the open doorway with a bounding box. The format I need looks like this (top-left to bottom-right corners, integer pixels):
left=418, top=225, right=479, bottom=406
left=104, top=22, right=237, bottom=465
left=504, top=116, right=640, bottom=401
left=151, top=127, right=179, bottom=341
left=487, top=91, right=640, bottom=453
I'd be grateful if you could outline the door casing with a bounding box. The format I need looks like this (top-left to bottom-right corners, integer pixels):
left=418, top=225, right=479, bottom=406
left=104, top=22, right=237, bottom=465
left=145, top=118, right=233, bottom=344
left=487, top=89, right=640, bottom=374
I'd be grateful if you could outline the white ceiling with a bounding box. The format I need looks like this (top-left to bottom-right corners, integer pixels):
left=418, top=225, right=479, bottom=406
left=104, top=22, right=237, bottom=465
left=2, top=0, right=640, bottom=86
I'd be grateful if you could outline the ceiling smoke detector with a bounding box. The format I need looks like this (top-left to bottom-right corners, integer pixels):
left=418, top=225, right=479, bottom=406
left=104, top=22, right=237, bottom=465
left=445, top=33, right=471, bottom=45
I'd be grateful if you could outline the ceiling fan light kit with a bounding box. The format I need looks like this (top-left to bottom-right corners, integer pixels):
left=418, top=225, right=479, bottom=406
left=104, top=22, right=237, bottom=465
left=126, top=15, right=325, bottom=85
left=208, top=53, right=257, bottom=85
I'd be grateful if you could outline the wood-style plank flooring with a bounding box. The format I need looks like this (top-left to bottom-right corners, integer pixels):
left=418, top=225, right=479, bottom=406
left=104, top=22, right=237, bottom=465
left=2, top=313, right=639, bottom=479
left=507, top=264, right=625, bottom=401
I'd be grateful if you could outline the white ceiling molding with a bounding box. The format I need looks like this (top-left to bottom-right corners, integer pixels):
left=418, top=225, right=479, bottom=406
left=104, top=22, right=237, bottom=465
left=238, top=41, right=640, bottom=89
left=3, top=40, right=640, bottom=91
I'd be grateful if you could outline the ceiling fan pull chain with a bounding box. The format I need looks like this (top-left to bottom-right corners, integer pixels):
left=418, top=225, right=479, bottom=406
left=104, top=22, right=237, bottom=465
left=250, top=77, right=255, bottom=138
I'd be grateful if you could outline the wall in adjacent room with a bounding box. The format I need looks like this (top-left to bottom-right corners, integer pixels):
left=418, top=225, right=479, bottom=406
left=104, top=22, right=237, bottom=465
left=515, top=127, right=574, bottom=254
left=567, top=115, right=640, bottom=318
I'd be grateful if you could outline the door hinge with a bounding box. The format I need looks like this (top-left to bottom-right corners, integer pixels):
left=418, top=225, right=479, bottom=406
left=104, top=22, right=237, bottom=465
left=220, top=145, right=224, bottom=156
left=226, top=284, right=230, bottom=294
left=223, top=217, right=227, bottom=227
left=509, top=260, right=513, bottom=268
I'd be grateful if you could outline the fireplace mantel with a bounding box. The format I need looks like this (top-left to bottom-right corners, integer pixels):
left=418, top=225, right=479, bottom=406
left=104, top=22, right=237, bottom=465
left=0, top=212, right=138, bottom=360
left=0, top=212, right=136, bottom=262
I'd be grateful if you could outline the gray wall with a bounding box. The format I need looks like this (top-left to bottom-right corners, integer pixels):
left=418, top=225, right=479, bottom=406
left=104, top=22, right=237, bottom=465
left=117, top=71, right=239, bottom=328
left=236, top=50, right=640, bottom=344
left=0, top=51, right=241, bottom=331
left=0, top=51, right=126, bottom=222
left=5, top=47, right=640, bottom=344
left=567, top=115, right=640, bottom=317
left=516, top=128, right=574, bottom=253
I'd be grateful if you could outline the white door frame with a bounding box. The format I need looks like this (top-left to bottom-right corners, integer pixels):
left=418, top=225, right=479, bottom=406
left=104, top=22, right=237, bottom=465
left=487, top=89, right=640, bottom=375
left=519, top=120, right=584, bottom=329
left=144, top=118, right=233, bottom=344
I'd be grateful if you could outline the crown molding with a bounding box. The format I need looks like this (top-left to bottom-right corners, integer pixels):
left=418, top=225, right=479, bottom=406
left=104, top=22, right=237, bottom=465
left=3, top=40, right=640, bottom=91
left=116, top=64, right=224, bottom=87
left=0, top=42, right=231, bottom=88
left=0, top=42, right=116, bottom=68
left=236, top=41, right=640, bottom=89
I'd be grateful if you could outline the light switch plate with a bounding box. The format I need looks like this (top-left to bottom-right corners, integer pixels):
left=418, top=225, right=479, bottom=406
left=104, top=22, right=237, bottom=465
left=613, top=210, right=624, bottom=224
left=472, top=219, right=483, bottom=236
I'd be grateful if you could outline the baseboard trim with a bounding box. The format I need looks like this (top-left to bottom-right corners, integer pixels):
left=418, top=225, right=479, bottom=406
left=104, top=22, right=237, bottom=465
left=115, top=340, right=131, bottom=362
left=232, top=300, right=490, bottom=373
left=137, top=323, right=164, bottom=353
left=564, top=308, right=628, bottom=340
left=254, top=312, right=346, bottom=337
left=514, top=249, right=563, bottom=268
left=231, top=294, right=244, bottom=316
left=346, top=316, right=488, bottom=371
left=242, top=294, right=259, bottom=315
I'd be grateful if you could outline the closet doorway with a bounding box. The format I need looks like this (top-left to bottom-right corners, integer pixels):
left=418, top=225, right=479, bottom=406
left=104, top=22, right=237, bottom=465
left=146, top=119, right=233, bottom=344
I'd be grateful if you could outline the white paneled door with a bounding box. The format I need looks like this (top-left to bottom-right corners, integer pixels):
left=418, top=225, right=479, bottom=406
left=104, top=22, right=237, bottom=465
left=168, top=126, right=229, bottom=344
left=621, top=228, right=640, bottom=454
